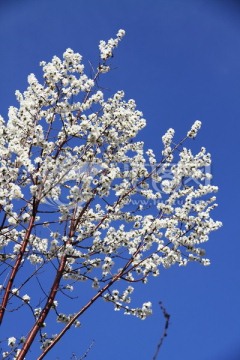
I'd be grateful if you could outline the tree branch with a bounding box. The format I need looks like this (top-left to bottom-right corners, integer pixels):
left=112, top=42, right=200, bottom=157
left=152, top=301, right=170, bottom=360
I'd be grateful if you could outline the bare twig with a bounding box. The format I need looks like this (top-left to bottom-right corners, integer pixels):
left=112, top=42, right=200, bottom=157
left=79, top=339, right=95, bottom=360
left=152, top=301, right=170, bottom=360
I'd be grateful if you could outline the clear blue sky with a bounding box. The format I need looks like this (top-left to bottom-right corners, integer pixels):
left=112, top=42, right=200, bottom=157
left=0, top=0, right=239, bottom=359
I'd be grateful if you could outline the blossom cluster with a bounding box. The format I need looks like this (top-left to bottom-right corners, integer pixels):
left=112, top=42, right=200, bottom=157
left=0, top=29, right=221, bottom=358
left=99, top=29, right=125, bottom=61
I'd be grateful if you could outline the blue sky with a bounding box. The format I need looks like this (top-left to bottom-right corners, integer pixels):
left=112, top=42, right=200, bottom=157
left=0, top=0, right=240, bottom=359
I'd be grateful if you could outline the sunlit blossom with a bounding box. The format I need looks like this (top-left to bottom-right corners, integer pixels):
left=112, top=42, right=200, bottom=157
left=0, top=29, right=221, bottom=358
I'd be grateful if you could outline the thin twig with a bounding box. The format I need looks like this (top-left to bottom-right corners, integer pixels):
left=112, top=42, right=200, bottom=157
left=79, top=339, right=95, bottom=360
left=152, top=301, right=170, bottom=360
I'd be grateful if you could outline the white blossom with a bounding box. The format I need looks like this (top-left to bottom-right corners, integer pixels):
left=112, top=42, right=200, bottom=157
left=11, top=288, right=19, bottom=295
left=187, top=120, right=202, bottom=138
left=99, top=29, right=125, bottom=61
left=22, top=294, right=31, bottom=303
left=8, top=337, right=16, bottom=347
left=0, top=29, right=221, bottom=358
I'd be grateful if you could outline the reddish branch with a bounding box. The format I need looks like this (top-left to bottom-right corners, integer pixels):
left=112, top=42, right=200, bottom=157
left=16, top=197, right=95, bottom=359
left=17, top=255, right=67, bottom=359
left=0, top=214, right=36, bottom=324
left=37, top=254, right=136, bottom=359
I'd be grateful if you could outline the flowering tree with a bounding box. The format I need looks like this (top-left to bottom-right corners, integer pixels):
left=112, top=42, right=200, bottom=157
left=0, top=30, right=221, bottom=359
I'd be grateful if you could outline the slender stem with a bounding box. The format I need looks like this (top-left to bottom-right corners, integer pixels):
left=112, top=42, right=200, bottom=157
left=37, top=256, right=135, bottom=359
left=152, top=302, right=170, bottom=360
left=16, top=255, right=67, bottom=360
left=0, top=214, right=36, bottom=324
left=16, top=197, right=93, bottom=359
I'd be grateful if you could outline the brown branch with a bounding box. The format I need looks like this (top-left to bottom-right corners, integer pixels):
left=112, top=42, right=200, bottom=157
left=16, top=255, right=67, bottom=360
left=0, top=214, right=37, bottom=324
left=37, top=255, right=136, bottom=360
left=16, top=196, right=95, bottom=359
left=152, top=301, right=170, bottom=360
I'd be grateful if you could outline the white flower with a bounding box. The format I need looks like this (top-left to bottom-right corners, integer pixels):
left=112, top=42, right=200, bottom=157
left=0, top=30, right=221, bottom=333
left=11, top=288, right=19, bottom=295
left=187, top=120, right=202, bottom=138
left=201, top=258, right=211, bottom=266
left=8, top=337, right=16, bottom=347
left=34, top=307, right=42, bottom=317
left=53, top=300, right=58, bottom=308
left=65, top=285, right=73, bottom=291
left=99, top=30, right=125, bottom=60
left=92, top=278, right=99, bottom=289
left=22, top=213, right=30, bottom=222
left=22, top=294, right=31, bottom=303
left=117, top=29, right=126, bottom=38
left=162, top=128, right=175, bottom=147
left=142, top=301, right=152, bottom=316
